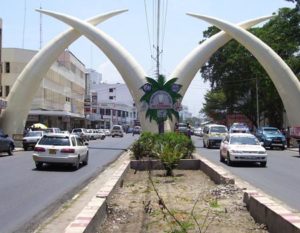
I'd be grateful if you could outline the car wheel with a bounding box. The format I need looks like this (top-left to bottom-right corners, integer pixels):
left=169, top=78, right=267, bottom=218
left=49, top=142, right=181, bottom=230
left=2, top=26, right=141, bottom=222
left=281, top=146, right=285, bottom=150
left=260, top=162, right=267, bottom=167
left=36, top=162, right=43, bottom=170
left=23, top=146, right=28, bottom=151
left=8, top=144, right=14, bottom=156
left=73, top=157, right=80, bottom=170
left=82, top=153, right=89, bottom=166
left=220, top=151, right=225, bottom=163
left=227, top=154, right=233, bottom=166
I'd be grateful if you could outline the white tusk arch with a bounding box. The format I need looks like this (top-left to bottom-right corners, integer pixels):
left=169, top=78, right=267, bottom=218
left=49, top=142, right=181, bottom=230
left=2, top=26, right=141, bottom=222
left=171, top=15, right=273, bottom=96
left=187, top=13, right=300, bottom=127
left=37, top=9, right=158, bottom=132
left=0, top=9, right=128, bottom=137
left=166, top=15, right=273, bottom=131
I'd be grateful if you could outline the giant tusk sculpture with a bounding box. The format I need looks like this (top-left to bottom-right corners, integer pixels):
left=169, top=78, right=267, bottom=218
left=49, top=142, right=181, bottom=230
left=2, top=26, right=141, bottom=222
left=187, top=13, right=300, bottom=127
left=166, top=15, right=272, bottom=130
left=36, top=9, right=158, bottom=132
left=0, top=9, right=128, bottom=137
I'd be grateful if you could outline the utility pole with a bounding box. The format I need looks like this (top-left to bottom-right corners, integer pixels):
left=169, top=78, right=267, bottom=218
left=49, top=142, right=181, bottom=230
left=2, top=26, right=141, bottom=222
left=156, top=0, right=161, bottom=78
left=39, top=2, right=43, bottom=49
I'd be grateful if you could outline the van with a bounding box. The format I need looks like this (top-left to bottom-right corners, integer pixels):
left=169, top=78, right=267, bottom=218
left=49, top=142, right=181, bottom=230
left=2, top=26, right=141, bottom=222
left=203, top=124, right=228, bottom=149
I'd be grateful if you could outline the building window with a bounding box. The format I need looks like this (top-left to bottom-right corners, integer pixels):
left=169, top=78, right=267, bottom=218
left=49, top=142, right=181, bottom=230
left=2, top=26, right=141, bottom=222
left=5, top=85, right=10, bottom=96
left=5, top=62, right=10, bottom=73
left=66, top=97, right=70, bottom=102
left=109, top=96, right=114, bottom=100
left=0, top=86, right=2, bottom=97
left=109, top=88, right=114, bottom=92
left=105, top=109, right=111, bottom=115
left=100, top=108, right=104, bottom=115
left=118, top=110, right=121, bottom=117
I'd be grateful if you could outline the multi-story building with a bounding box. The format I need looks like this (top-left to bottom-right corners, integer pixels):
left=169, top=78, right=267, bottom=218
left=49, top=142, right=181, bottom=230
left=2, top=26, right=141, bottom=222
left=85, top=73, right=138, bottom=129
left=1, top=48, right=86, bottom=130
left=179, top=105, right=192, bottom=122
left=0, top=18, right=7, bottom=113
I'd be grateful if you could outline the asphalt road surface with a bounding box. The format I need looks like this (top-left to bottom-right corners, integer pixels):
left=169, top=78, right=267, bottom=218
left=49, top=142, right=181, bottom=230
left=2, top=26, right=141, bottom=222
left=0, top=134, right=137, bottom=233
left=193, top=136, right=300, bottom=212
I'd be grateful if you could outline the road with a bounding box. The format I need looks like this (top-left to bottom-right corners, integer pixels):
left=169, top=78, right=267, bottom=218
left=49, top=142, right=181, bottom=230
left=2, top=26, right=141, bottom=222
left=193, top=136, right=300, bottom=212
left=0, top=134, right=137, bottom=233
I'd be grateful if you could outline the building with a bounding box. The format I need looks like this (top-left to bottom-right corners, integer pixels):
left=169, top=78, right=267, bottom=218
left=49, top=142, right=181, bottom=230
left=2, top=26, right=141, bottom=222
left=1, top=48, right=87, bottom=130
left=85, top=73, right=138, bottom=129
left=0, top=18, right=7, bottom=113
left=179, top=105, right=192, bottom=122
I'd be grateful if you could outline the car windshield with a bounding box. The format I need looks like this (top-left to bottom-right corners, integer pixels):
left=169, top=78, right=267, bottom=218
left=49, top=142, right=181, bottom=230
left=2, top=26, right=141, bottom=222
left=112, top=126, right=121, bottom=130
left=211, top=126, right=227, bottom=133
left=38, top=136, right=70, bottom=146
left=263, top=128, right=280, bottom=134
left=26, top=131, right=43, bottom=137
left=230, top=136, right=259, bottom=145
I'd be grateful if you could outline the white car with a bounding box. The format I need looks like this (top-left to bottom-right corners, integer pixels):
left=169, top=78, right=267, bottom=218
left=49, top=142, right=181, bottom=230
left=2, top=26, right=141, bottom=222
left=111, top=125, right=124, bottom=137
left=33, top=133, right=89, bottom=170
left=219, top=133, right=267, bottom=167
left=22, top=130, right=45, bottom=151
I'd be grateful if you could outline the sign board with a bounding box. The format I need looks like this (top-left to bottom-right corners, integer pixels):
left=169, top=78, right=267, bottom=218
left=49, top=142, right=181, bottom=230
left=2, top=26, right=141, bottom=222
left=149, top=91, right=173, bottom=110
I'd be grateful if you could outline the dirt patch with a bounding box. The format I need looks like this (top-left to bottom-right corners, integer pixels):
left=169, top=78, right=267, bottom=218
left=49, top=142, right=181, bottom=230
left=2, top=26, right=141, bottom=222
left=98, top=169, right=268, bottom=233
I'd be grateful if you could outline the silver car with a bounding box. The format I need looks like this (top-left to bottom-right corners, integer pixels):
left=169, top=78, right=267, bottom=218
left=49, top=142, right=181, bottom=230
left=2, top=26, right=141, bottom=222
left=22, top=130, right=45, bottom=151
left=33, top=133, right=89, bottom=170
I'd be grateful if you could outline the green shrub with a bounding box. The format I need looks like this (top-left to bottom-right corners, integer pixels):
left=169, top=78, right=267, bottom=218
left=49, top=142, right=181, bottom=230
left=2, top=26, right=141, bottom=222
left=131, top=132, right=157, bottom=159
left=131, top=132, right=196, bottom=176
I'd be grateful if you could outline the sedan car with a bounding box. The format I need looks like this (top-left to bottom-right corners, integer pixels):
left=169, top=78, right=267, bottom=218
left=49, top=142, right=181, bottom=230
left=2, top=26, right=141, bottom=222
left=219, top=133, right=267, bottom=167
left=255, top=126, right=286, bottom=150
left=33, top=133, right=89, bottom=170
left=0, top=129, right=15, bottom=155
left=22, top=130, right=45, bottom=151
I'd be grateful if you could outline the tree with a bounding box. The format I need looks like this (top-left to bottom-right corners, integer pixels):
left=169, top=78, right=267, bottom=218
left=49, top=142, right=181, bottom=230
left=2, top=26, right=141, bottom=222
left=200, top=7, right=300, bottom=128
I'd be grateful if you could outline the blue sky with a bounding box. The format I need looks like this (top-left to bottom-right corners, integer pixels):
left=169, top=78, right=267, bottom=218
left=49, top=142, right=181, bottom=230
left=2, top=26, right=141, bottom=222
left=0, top=0, right=295, bottom=116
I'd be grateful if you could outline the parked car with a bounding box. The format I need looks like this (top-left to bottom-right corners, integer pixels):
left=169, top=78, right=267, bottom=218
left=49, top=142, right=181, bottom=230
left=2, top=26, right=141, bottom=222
left=132, top=126, right=142, bottom=135
left=202, top=124, right=228, bottom=148
left=71, top=128, right=89, bottom=141
left=44, top=127, right=61, bottom=134
left=229, top=123, right=250, bottom=133
left=255, top=126, right=286, bottom=150
left=22, top=130, right=45, bottom=151
left=0, top=129, right=15, bottom=155
left=33, top=133, right=89, bottom=170
left=111, top=125, right=124, bottom=137
left=220, top=133, right=267, bottom=167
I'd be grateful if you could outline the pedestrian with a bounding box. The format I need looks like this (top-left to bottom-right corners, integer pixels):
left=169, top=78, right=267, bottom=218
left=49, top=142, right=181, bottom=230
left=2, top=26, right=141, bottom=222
left=286, top=126, right=291, bottom=148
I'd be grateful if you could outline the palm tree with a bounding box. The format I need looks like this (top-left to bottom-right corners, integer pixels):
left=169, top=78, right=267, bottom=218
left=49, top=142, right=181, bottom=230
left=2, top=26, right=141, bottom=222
left=140, top=75, right=182, bottom=133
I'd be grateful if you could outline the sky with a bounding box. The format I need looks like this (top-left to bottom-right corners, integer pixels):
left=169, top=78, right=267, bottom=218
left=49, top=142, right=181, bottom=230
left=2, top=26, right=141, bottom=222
left=0, top=0, right=295, bottom=116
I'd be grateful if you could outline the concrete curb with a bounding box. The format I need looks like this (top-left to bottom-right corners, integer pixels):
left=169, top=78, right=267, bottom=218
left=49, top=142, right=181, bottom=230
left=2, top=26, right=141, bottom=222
left=64, top=151, right=300, bottom=233
left=194, top=153, right=300, bottom=233
left=64, top=155, right=130, bottom=233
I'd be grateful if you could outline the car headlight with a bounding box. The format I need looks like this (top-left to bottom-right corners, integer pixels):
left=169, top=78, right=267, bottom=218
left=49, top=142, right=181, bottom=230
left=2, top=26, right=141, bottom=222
left=258, top=151, right=267, bottom=154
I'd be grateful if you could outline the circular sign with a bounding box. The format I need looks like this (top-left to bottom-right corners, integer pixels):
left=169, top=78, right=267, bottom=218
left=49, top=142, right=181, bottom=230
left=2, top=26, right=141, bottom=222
left=149, top=91, right=173, bottom=109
